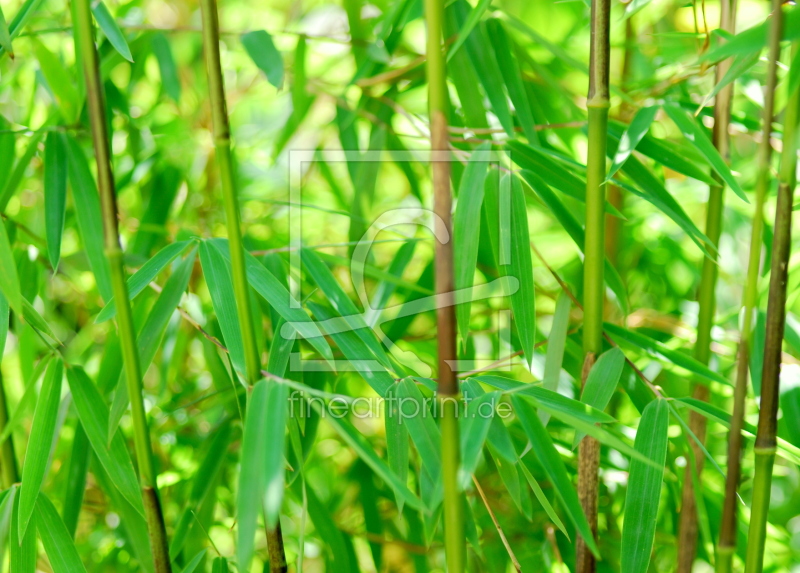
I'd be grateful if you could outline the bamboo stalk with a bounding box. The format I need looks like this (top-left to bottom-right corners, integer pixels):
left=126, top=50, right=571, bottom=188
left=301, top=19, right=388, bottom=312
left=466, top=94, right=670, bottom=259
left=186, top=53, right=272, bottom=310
left=72, top=0, right=171, bottom=570
left=197, top=0, right=288, bottom=571
left=716, top=1, right=783, bottom=570
left=425, top=0, right=463, bottom=570
left=745, top=34, right=798, bottom=573
left=577, top=0, right=610, bottom=569
left=678, top=1, right=739, bottom=570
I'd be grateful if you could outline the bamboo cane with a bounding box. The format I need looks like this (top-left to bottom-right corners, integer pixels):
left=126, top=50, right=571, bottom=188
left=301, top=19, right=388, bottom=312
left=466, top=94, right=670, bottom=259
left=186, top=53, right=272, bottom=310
left=576, top=0, right=610, bottom=569
left=716, top=2, right=784, bottom=571
left=197, top=0, right=288, bottom=571
left=72, top=0, right=171, bottom=570
left=677, top=0, right=739, bottom=570
left=745, top=35, right=798, bottom=573
left=425, top=0, right=464, bottom=570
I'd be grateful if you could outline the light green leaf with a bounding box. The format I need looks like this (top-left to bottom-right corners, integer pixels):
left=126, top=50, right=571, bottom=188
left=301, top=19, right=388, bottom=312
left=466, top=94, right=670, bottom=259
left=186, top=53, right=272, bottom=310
left=92, top=1, right=133, bottom=62
left=0, top=127, right=47, bottom=212
left=396, top=378, right=442, bottom=485
left=32, top=40, right=80, bottom=124
left=65, top=367, right=145, bottom=517
left=701, top=6, right=800, bottom=63
left=180, top=550, right=207, bottom=573
left=66, top=135, right=113, bottom=301
left=446, top=0, right=492, bottom=63
left=211, top=557, right=228, bottom=573
left=262, top=381, right=290, bottom=528
left=604, top=322, right=729, bottom=386
left=607, top=106, right=658, bottom=181
left=620, top=399, right=668, bottom=573
left=35, top=493, right=89, bottom=573
left=663, top=103, right=745, bottom=202
left=512, top=394, right=600, bottom=557
left=518, top=453, right=568, bottom=537
left=541, top=291, right=571, bottom=424
left=18, top=357, right=62, bottom=541
left=241, top=30, right=284, bottom=88
left=96, top=240, right=193, bottom=323
left=0, top=5, right=13, bottom=58
left=11, top=489, right=36, bottom=573
left=459, top=391, right=499, bottom=489
left=44, top=132, right=68, bottom=270
left=454, top=143, right=491, bottom=343
left=384, top=384, right=409, bottom=512
left=152, top=32, right=181, bottom=102
left=0, top=219, right=22, bottom=316
left=573, top=347, right=625, bottom=446
left=0, top=0, right=45, bottom=59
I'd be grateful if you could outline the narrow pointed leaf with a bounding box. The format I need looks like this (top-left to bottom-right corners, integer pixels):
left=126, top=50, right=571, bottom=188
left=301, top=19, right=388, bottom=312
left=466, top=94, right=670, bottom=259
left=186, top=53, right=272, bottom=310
left=620, top=398, right=668, bottom=573
left=573, top=347, right=625, bottom=446
left=512, top=394, right=600, bottom=557
left=241, top=30, right=284, bottom=88
left=92, top=1, right=132, bottom=62
left=35, top=493, right=89, bottom=573
left=459, top=391, right=499, bottom=488
left=18, top=357, right=62, bottom=541
left=0, top=219, right=22, bottom=316
left=446, top=0, right=491, bottom=62
left=607, top=106, right=658, bottom=181
left=152, top=32, right=181, bottom=101
left=0, top=5, right=13, bottom=57
left=663, top=104, right=745, bottom=201
left=11, top=490, right=36, bottom=573
left=32, top=39, right=81, bottom=123
left=541, top=291, right=571, bottom=425
left=454, top=144, right=491, bottom=343
left=519, top=453, right=568, bottom=537
left=44, top=132, right=68, bottom=270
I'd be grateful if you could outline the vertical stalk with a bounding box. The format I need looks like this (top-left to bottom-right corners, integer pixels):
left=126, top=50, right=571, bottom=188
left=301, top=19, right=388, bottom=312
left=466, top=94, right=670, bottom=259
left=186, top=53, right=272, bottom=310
left=197, top=0, right=287, bottom=571
left=577, top=0, right=610, bottom=569
left=678, top=0, right=738, bottom=570
left=425, top=0, right=463, bottom=570
left=72, top=0, right=171, bottom=571
left=717, top=0, right=781, bottom=570
left=745, top=32, right=798, bottom=573
left=0, top=373, right=19, bottom=488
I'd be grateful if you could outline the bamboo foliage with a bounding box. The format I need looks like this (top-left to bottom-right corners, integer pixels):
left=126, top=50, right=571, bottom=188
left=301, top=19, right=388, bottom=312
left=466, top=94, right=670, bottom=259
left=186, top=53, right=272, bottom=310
left=0, top=0, right=799, bottom=571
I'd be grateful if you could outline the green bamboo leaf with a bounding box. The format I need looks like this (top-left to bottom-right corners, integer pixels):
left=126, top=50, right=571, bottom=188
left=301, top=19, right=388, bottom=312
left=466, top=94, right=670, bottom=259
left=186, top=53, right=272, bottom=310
left=18, top=357, right=63, bottom=541
left=211, top=557, right=228, bottom=573
left=518, top=169, right=630, bottom=312
left=62, top=422, right=90, bottom=538
left=96, top=240, right=193, bottom=323
left=32, top=40, right=80, bottom=124
left=0, top=291, right=8, bottom=354
left=152, top=32, right=181, bottom=102
left=66, top=135, right=113, bottom=301
left=35, top=493, right=89, bottom=573
left=701, top=6, right=800, bottom=63
left=508, top=141, right=624, bottom=217
left=572, top=347, right=625, bottom=447
left=0, top=127, right=46, bottom=212
left=91, top=1, right=133, bottom=62
left=210, top=240, right=334, bottom=364
left=446, top=0, right=491, bottom=63
left=307, top=394, right=424, bottom=511
left=511, top=394, right=600, bottom=557
left=299, top=481, right=355, bottom=570
left=11, top=490, right=36, bottom=573
left=0, top=356, right=52, bottom=447
left=263, top=381, right=290, bottom=528
left=603, top=322, right=729, bottom=386
left=698, top=51, right=760, bottom=110
left=608, top=121, right=716, bottom=185
left=44, top=132, right=68, bottom=270
left=462, top=378, right=517, bottom=462
left=396, top=378, right=442, bottom=486
left=170, top=425, right=231, bottom=559
left=518, top=453, right=568, bottom=537
left=0, top=5, right=13, bottom=58
left=0, top=219, right=22, bottom=316
left=488, top=19, right=539, bottom=144
left=108, top=250, right=196, bottom=439
left=200, top=240, right=246, bottom=375
left=179, top=550, right=207, bottom=573
left=384, top=384, right=409, bottom=512
left=459, top=391, right=499, bottom=489
left=663, top=103, right=746, bottom=202
left=364, top=240, right=416, bottom=327
left=542, top=290, right=570, bottom=395
left=65, top=366, right=145, bottom=517
left=22, top=298, right=59, bottom=343
left=474, top=375, right=614, bottom=424
left=241, top=30, right=284, bottom=88
left=505, top=174, right=536, bottom=367
left=454, top=143, right=491, bottom=343
left=301, top=247, right=392, bottom=369
left=620, top=398, right=668, bottom=573
left=0, top=0, right=45, bottom=59
left=607, top=106, right=658, bottom=181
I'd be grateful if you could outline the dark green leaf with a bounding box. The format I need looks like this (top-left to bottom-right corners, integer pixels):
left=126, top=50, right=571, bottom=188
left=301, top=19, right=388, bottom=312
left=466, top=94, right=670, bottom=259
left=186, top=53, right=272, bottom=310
left=241, top=30, right=284, bottom=88
left=152, top=32, right=181, bottom=102
left=92, top=1, right=133, bottom=62
left=0, top=219, right=22, bottom=316
left=607, top=106, right=658, bottom=181
left=459, top=391, right=499, bottom=488
left=35, top=493, right=89, bottom=573
left=44, top=132, right=68, bottom=270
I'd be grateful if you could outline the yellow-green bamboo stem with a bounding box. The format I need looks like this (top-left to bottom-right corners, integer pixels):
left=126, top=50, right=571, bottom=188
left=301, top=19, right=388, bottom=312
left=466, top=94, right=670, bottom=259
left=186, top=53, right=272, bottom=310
left=679, top=2, right=739, bottom=571
left=198, top=0, right=287, bottom=570
left=745, top=35, right=798, bottom=573
left=72, top=0, right=170, bottom=570
left=577, top=0, right=610, bottom=568
left=425, top=0, right=463, bottom=570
